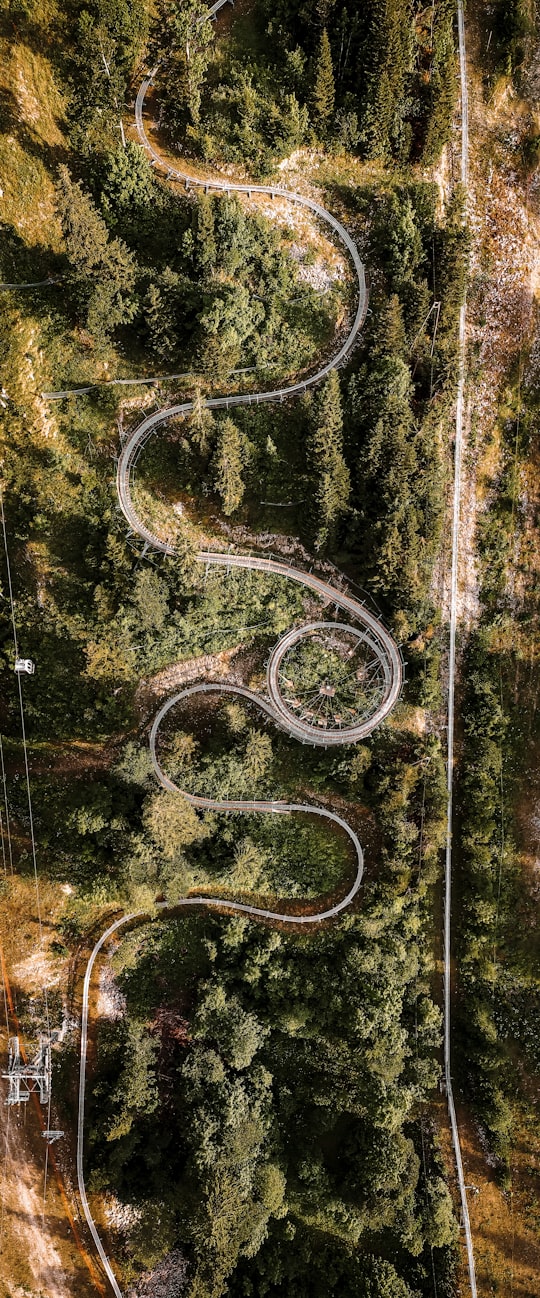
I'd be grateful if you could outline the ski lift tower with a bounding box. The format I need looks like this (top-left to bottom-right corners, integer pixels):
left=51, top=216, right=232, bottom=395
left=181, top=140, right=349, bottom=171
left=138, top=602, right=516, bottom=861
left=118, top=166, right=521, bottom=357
left=2, top=1036, right=51, bottom=1105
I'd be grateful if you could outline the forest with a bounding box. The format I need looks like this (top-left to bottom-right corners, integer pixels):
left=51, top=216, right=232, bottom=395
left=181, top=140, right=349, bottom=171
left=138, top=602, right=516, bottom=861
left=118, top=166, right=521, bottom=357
left=0, top=0, right=477, bottom=1294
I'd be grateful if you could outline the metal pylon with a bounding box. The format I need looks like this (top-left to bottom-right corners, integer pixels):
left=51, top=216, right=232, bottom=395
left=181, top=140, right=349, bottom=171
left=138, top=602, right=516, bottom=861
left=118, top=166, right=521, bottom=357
left=2, top=1036, right=51, bottom=1105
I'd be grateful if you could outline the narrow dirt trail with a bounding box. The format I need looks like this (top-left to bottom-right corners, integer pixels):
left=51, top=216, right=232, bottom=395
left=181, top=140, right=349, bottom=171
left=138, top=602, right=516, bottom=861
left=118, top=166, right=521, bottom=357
left=0, top=1085, right=100, bottom=1298
left=0, top=881, right=103, bottom=1297
left=0, top=1080, right=70, bottom=1298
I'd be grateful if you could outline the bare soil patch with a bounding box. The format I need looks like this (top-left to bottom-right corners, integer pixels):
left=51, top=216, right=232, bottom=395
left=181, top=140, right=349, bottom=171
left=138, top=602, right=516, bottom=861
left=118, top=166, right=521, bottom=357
left=0, top=879, right=99, bottom=1296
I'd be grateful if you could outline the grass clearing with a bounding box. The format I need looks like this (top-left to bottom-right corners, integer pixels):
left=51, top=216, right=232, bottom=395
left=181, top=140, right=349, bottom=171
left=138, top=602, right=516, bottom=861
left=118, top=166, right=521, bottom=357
left=0, top=5, right=66, bottom=261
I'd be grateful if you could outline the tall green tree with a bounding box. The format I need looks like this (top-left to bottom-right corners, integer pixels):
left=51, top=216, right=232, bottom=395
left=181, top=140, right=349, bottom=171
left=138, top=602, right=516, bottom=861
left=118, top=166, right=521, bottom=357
left=99, top=142, right=156, bottom=226
left=347, top=353, right=422, bottom=603
left=361, top=0, right=414, bottom=160
left=194, top=193, right=217, bottom=273
left=56, top=166, right=137, bottom=340
left=421, top=9, right=457, bottom=164
left=212, top=418, right=248, bottom=515
left=244, top=730, right=273, bottom=784
left=311, top=28, right=335, bottom=135
left=165, top=0, right=215, bottom=127
left=307, top=370, right=350, bottom=550
left=144, top=268, right=182, bottom=362
left=189, top=386, right=216, bottom=456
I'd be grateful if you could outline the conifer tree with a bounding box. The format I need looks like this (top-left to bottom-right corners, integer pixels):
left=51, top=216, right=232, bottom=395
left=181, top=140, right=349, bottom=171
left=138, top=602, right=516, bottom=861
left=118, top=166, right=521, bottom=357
left=244, top=730, right=273, bottom=784
left=212, top=417, right=247, bottom=515
left=194, top=193, right=216, bottom=272
left=167, top=0, right=214, bottom=126
left=100, top=142, right=155, bottom=226
left=189, top=386, right=215, bottom=457
left=144, top=267, right=182, bottom=362
left=307, top=370, right=350, bottom=550
left=421, top=15, right=457, bottom=164
left=312, top=29, right=335, bottom=136
left=361, top=0, right=413, bottom=160
left=56, top=165, right=136, bottom=340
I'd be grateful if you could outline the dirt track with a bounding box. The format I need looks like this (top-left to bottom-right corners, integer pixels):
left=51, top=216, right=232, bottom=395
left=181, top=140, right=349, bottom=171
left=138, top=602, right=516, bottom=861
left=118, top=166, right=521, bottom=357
left=0, top=880, right=98, bottom=1298
left=0, top=1079, right=69, bottom=1298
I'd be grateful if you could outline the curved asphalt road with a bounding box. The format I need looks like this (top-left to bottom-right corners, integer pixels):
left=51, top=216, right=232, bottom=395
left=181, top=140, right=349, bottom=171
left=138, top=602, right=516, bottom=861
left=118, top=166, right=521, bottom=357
left=77, top=8, right=403, bottom=1294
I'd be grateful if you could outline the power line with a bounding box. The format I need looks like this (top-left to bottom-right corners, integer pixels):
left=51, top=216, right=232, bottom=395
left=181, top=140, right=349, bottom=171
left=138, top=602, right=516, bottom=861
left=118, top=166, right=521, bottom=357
left=0, top=806, right=7, bottom=878
left=0, top=1101, right=12, bottom=1255
left=0, top=933, right=13, bottom=1257
left=443, top=4, right=477, bottom=1295
left=0, top=488, right=18, bottom=661
left=0, top=488, right=46, bottom=944
left=0, top=484, right=52, bottom=1214
left=0, top=736, right=14, bottom=877
left=14, top=673, right=45, bottom=950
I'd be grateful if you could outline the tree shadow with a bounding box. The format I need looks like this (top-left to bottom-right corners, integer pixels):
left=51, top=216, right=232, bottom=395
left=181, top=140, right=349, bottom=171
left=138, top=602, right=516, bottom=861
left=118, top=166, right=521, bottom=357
left=0, top=220, right=66, bottom=282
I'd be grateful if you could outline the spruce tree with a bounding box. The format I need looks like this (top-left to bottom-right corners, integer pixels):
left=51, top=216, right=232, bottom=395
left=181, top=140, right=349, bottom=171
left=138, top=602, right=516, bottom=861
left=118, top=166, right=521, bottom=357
left=361, top=0, right=414, bottom=160
left=56, top=165, right=136, bottom=340
left=168, top=0, right=214, bottom=126
left=189, top=386, right=215, bottom=457
left=312, top=28, right=335, bottom=136
left=212, top=417, right=247, bottom=515
left=194, top=193, right=216, bottom=273
left=307, top=370, right=350, bottom=551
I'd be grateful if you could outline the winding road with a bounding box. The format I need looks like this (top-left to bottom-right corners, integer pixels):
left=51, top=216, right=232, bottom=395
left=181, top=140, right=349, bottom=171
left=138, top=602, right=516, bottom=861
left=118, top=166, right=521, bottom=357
left=75, top=4, right=474, bottom=1294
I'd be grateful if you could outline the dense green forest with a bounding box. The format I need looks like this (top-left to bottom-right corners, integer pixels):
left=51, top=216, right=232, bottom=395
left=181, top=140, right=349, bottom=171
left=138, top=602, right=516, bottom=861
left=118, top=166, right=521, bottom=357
left=155, top=0, right=457, bottom=172
left=63, top=711, right=456, bottom=1297
left=0, top=0, right=469, bottom=1293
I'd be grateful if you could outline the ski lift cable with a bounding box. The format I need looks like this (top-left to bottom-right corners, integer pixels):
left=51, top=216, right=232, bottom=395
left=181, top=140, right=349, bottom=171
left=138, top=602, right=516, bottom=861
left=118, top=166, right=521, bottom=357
left=0, top=806, right=7, bottom=878
left=1, top=488, right=53, bottom=1217
left=42, top=1080, right=54, bottom=1216
left=0, top=954, right=9, bottom=1041
left=0, top=489, right=52, bottom=1092
left=0, top=735, right=13, bottom=876
left=0, top=1102, right=12, bottom=1256
left=0, top=932, right=13, bottom=1255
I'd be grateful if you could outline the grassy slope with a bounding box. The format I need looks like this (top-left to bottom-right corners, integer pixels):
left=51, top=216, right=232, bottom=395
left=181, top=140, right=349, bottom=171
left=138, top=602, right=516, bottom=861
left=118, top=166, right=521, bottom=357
left=0, top=1, right=65, bottom=261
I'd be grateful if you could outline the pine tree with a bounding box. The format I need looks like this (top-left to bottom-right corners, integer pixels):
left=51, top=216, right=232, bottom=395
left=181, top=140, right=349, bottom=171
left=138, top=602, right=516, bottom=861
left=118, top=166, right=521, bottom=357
left=312, top=29, right=335, bottom=136
left=244, top=730, right=272, bottom=784
left=189, top=386, right=215, bottom=457
left=307, top=370, right=350, bottom=551
left=194, top=193, right=216, bottom=273
left=100, top=141, right=155, bottom=226
left=56, top=165, right=136, bottom=339
left=168, top=0, right=214, bottom=126
left=212, top=417, right=247, bottom=515
left=372, top=293, right=407, bottom=359
left=361, top=0, right=414, bottom=160
left=144, top=267, right=182, bottom=362
left=421, top=14, right=457, bottom=164
left=348, top=351, right=422, bottom=602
